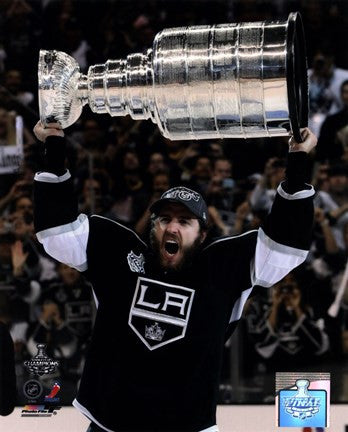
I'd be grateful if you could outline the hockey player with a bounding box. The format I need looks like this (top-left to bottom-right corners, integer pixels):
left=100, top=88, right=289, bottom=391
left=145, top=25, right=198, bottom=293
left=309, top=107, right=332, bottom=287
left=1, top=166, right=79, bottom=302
left=33, top=121, right=316, bottom=432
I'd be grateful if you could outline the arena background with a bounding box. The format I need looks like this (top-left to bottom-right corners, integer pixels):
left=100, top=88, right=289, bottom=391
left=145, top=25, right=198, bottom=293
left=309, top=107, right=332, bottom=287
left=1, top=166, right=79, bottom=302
left=0, top=0, right=348, bottom=430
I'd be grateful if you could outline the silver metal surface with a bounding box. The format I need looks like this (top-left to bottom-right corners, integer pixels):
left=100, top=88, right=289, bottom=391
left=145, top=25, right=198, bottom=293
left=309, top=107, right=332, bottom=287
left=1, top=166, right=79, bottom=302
left=38, top=13, right=307, bottom=140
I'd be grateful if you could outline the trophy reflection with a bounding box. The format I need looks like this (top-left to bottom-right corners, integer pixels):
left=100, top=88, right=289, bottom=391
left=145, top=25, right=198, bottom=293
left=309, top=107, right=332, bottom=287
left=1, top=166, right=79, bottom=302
left=38, top=12, right=307, bottom=142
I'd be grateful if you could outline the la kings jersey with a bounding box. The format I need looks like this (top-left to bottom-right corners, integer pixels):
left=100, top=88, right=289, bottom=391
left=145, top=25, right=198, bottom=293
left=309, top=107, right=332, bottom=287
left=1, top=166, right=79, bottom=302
left=33, top=168, right=314, bottom=432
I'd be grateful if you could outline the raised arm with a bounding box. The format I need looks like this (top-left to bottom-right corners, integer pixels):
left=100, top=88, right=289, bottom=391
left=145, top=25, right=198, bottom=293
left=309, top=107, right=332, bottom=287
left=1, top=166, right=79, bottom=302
left=33, top=121, right=88, bottom=272
left=252, top=128, right=316, bottom=287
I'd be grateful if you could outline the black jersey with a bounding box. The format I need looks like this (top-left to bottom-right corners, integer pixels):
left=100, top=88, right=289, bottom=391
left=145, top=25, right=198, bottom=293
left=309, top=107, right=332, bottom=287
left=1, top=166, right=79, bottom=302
left=33, top=162, right=314, bottom=432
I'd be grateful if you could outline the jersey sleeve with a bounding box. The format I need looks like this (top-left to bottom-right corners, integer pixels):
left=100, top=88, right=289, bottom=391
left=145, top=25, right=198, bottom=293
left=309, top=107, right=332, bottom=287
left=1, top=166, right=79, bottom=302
left=34, top=170, right=146, bottom=281
left=252, top=150, right=315, bottom=288
left=34, top=170, right=89, bottom=272
left=253, top=181, right=314, bottom=288
left=205, top=174, right=314, bottom=329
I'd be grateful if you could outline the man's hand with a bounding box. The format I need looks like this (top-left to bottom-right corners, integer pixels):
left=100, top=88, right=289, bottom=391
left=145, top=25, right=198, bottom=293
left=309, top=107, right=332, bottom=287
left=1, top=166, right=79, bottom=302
left=41, top=302, right=62, bottom=326
left=33, top=121, right=64, bottom=143
left=235, top=201, right=250, bottom=221
left=11, top=240, right=28, bottom=278
left=271, top=286, right=285, bottom=308
left=288, top=128, right=317, bottom=154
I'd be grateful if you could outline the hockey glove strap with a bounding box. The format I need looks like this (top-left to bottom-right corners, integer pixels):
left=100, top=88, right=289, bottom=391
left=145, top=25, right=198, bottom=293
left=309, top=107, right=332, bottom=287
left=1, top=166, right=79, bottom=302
left=43, top=135, right=66, bottom=176
left=282, top=151, right=311, bottom=194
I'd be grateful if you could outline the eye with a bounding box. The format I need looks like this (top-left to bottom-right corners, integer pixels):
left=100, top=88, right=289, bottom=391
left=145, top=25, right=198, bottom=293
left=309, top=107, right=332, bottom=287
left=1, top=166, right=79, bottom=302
left=158, top=216, right=170, bottom=224
left=179, top=218, right=189, bottom=226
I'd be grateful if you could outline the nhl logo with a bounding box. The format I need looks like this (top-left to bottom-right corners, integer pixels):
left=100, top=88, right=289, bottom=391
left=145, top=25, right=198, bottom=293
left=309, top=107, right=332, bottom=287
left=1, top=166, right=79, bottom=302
left=129, top=277, right=195, bottom=350
left=127, top=251, right=145, bottom=274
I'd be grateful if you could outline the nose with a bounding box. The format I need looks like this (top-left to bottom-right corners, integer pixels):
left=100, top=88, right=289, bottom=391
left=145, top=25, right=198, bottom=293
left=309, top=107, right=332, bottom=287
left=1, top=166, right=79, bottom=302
left=166, top=219, right=180, bottom=234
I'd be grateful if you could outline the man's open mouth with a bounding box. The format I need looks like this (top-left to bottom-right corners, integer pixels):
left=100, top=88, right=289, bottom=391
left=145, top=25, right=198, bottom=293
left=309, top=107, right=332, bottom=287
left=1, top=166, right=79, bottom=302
left=164, top=240, right=179, bottom=255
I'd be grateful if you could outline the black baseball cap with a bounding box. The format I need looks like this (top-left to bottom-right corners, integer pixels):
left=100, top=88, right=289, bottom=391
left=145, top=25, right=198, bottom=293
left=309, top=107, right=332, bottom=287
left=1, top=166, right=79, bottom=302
left=150, top=186, right=208, bottom=226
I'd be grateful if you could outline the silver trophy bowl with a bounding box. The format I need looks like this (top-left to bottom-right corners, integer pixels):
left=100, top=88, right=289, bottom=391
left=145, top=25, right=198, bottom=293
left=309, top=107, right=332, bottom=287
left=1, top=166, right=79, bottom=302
left=38, top=12, right=307, bottom=142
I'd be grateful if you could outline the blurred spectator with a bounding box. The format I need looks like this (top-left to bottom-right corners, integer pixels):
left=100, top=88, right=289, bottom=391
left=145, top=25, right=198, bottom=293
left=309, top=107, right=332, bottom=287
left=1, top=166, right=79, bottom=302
left=2, top=69, right=34, bottom=107
left=26, top=300, right=77, bottom=370
left=25, top=262, right=94, bottom=401
left=131, top=14, right=156, bottom=52
left=316, top=80, right=348, bottom=163
left=249, top=157, right=286, bottom=213
left=146, top=152, right=169, bottom=178
left=135, top=170, right=171, bottom=237
left=308, top=50, right=348, bottom=136
left=0, top=107, right=35, bottom=157
left=312, top=163, right=330, bottom=192
left=315, top=163, right=348, bottom=249
left=206, top=157, right=236, bottom=236
left=106, top=148, right=148, bottom=225
left=0, top=179, right=32, bottom=215
left=0, top=108, right=16, bottom=146
left=57, top=16, right=91, bottom=73
left=183, top=154, right=213, bottom=197
left=163, top=138, right=187, bottom=176
left=78, top=172, right=112, bottom=216
left=95, top=14, right=133, bottom=61
left=312, top=207, right=340, bottom=264
left=246, top=272, right=329, bottom=372
left=36, top=263, right=94, bottom=353
left=2, top=0, right=40, bottom=77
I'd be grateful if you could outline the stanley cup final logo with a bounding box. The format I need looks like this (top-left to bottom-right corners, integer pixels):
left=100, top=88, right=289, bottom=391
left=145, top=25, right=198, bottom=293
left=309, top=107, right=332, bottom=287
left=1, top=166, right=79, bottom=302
left=277, top=373, right=330, bottom=428
left=282, top=380, right=320, bottom=419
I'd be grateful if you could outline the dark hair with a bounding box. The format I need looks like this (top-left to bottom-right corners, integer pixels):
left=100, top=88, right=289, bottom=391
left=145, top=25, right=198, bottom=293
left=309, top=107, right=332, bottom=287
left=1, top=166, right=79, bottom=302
left=213, top=157, right=232, bottom=168
left=341, top=80, right=348, bottom=92
left=271, top=158, right=286, bottom=169
left=0, top=232, right=16, bottom=245
left=327, top=163, right=348, bottom=177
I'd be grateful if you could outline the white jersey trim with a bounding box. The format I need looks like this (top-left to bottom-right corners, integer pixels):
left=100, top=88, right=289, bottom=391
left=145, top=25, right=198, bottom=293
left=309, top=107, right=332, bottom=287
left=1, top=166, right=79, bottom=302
left=251, top=228, right=308, bottom=288
left=36, top=214, right=89, bottom=272
left=277, top=183, right=315, bottom=200
left=36, top=214, right=87, bottom=241
left=73, top=399, right=219, bottom=432
left=36, top=214, right=147, bottom=275
left=229, top=228, right=309, bottom=323
left=229, top=286, right=253, bottom=323
left=73, top=399, right=115, bottom=432
left=258, top=228, right=308, bottom=258
left=34, top=170, right=71, bottom=183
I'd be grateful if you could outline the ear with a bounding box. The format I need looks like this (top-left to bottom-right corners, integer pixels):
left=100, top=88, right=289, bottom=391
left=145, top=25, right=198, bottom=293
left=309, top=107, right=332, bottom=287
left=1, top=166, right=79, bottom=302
left=200, top=230, right=207, bottom=243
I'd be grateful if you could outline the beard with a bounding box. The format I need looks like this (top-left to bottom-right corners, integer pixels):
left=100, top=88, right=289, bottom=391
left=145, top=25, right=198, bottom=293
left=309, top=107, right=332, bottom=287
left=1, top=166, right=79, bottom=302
left=149, top=228, right=204, bottom=273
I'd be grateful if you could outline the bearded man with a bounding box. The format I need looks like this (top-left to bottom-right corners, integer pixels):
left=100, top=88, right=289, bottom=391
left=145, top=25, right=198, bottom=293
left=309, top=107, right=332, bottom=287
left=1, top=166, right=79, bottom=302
left=32, top=121, right=316, bottom=432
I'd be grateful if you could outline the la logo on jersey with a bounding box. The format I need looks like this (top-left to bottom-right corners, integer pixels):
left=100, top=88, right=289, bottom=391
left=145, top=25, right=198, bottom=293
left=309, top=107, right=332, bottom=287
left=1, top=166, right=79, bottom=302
left=128, top=277, right=195, bottom=350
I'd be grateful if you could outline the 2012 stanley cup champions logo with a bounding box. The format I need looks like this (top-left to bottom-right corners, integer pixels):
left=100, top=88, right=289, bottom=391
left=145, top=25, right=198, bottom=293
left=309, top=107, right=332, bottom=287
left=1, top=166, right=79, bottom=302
left=128, top=277, right=195, bottom=350
left=24, top=344, right=59, bottom=376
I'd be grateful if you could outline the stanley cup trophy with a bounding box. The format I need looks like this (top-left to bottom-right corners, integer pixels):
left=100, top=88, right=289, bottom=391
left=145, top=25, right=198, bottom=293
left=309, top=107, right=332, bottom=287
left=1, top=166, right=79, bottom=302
left=38, top=12, right=308, bottom=142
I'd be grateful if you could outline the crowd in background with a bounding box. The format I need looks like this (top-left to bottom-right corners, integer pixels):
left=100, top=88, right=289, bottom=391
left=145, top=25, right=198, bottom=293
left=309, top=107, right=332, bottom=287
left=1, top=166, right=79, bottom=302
left=0, top=0, right=348, bottom=405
